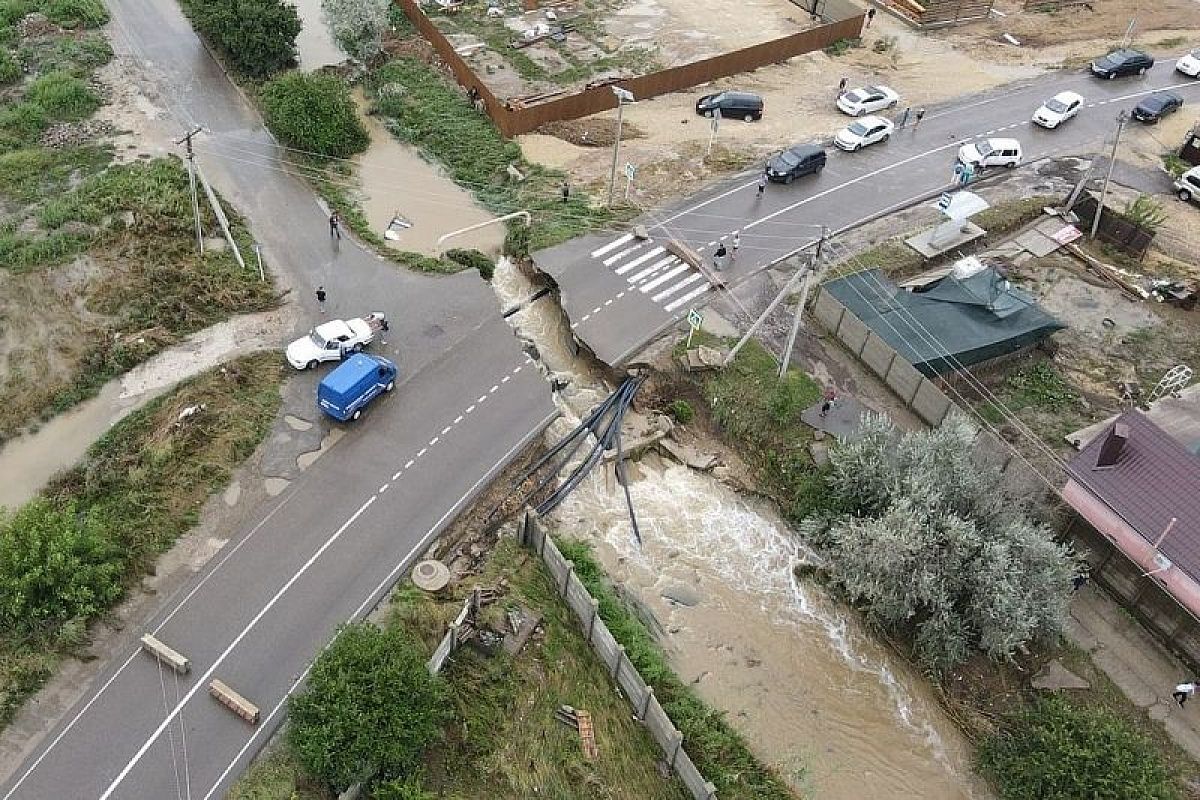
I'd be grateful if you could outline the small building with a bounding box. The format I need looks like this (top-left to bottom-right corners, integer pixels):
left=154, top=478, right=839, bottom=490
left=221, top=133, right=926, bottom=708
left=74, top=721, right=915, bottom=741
left=1063, top=411, right=1200, bottom=664
left=822, top=264, right=1065, bottom=377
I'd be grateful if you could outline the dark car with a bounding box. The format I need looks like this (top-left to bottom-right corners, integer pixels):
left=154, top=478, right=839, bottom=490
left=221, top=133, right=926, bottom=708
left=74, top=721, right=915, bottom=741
left=1132, top=91, right=1183, bottom=123
left=695, top=91, right=763, bottom=121
left=765, top=144, right=826, bottom=184
left=1090, top=48, right=1154, bottom=79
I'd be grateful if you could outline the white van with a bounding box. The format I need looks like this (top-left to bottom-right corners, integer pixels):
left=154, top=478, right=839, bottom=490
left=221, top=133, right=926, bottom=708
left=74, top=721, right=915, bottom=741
left=957, top=138, right=1022, bottom=169
left=1176, top=165, right=1200, bottom=204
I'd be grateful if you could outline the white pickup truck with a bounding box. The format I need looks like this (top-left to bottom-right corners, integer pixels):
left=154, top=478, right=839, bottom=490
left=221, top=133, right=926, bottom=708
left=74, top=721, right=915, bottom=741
left=286, top=313, right=388, bottom=370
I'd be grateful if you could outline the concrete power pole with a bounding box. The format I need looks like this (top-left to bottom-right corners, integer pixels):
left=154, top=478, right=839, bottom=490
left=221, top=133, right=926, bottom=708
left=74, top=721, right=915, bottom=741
left=176, top=127, right=204, bottom=255
left=778, top=226, right=828, bottom=378
left=607, top=86, right=634, bottom=208
left=1091, top=110, right=1129, bottom=240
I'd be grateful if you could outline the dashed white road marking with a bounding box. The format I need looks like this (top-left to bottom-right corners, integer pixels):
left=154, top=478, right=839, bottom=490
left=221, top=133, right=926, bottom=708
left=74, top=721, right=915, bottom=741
left=417, top=447, right=427, bottom=457
left=440, top=425, right=452, bottom=436
left=590, top=232, right=632, bottom=258
left=404, top=459, right=414, bottom=469
left=429, top=436, right=440, bottom=446
left=379, top=484, right=389, bottom=494
left=465, top=405, right=475, bottom=415
left=393, top=470, right=403, bottom=480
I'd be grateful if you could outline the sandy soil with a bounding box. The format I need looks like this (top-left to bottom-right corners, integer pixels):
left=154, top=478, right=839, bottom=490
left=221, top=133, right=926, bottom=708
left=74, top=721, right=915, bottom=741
left=92, top=55, right=179, bottom=162
left=954, top=0, right=1200, bottom=52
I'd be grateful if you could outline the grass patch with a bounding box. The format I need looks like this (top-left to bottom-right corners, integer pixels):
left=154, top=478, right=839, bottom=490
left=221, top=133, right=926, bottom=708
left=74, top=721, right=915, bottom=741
left=0, top=354, right=283, bottom=727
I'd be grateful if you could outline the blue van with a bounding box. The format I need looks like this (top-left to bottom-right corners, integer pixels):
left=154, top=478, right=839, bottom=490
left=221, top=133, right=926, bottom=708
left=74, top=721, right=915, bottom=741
left=317, top=354, right=398, bottom=421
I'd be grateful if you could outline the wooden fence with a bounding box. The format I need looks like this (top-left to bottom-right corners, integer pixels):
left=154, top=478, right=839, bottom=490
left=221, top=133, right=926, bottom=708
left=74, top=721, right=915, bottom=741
left=1073, top=192, right=1155, bottom=261
left=879, top=0, right=994, bottom=27
left=519, top=512, right=720, bottom=800
left=393, top=0, right=864, bottom=137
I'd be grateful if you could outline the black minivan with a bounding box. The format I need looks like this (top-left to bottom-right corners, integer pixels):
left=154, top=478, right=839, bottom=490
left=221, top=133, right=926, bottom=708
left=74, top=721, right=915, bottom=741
left=766, top=144, right=826, bottom=184
left=695, top=91, right=764, bottom=121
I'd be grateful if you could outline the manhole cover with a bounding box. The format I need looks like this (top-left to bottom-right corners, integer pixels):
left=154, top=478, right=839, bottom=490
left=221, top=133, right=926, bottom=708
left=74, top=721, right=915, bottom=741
left=412, top=559, right=451, bottom=592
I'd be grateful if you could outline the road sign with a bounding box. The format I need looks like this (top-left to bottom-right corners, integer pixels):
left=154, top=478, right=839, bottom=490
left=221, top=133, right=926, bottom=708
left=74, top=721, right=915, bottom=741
left=937, top=192, right=952, bottom=211
left=686, top=307, right=704, bottom=347
left=624, top=162, right=636, bottom=180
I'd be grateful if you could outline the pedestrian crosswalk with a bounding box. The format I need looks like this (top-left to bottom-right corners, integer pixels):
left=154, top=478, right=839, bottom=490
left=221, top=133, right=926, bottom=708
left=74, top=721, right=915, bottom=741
left=588, top=234, right=712, bottom=314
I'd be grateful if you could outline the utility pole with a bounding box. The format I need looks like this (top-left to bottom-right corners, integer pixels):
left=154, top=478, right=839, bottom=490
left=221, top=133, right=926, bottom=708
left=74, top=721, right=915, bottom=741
left=176, top=126, right=204, bottom=255
left=779, top=226, right=828, bottom=378
left=607, top=86, right=634, bottom=207
left=1091, top=110, right=1129, bottom=240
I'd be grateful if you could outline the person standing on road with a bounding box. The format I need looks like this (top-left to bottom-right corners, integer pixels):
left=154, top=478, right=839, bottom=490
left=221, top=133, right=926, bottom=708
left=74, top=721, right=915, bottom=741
left=561, top=181, right=570, bottom=204
left=757, top=172, right=768, bottom=198
left=865, top=7, right=876, bottom=28
left=731, top=231, right=740, bottom=259
left=837, top=76, right=848, bottom=98
left=896, top=106, right=911, bottom=131
left=914, top=107, right=926, bottom=129
left=316, top=286, right=327, bottom=313
left=1174, top=681, right=1200, bottom=706
left=713, top=242, right=728, bottom=270
left=329, top=211, right=341, bottom=240
left=819, top=386, right=837, bottom=418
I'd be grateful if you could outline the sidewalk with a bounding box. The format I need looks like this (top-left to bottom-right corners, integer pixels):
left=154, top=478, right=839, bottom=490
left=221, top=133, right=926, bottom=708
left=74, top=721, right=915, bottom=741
left=1068, top=584, right=1200, bottom=760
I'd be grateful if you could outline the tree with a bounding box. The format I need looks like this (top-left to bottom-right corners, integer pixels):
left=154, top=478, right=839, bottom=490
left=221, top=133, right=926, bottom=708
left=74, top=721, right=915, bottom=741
left=287, top=623, right=446, bottom=791
left=322, top=0, right=389, bottom=62
left=801, top=413, right=1078, bottom=672
left=979, top=695, right=1178, bottom=800
left=188, top=0, right=300, bottom=79
left=260, top=72, right=369, bottom=158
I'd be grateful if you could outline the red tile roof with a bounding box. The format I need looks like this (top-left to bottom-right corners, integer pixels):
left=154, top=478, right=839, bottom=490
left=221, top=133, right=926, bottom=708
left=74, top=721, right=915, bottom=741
left=1066, top=410, right=1200, bottom=581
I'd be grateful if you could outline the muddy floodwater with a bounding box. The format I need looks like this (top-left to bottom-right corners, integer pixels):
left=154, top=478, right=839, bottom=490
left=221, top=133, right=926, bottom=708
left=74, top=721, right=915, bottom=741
left=289, top=0, right=346, bottom=71
left=492, top=257, right=992, bottom=799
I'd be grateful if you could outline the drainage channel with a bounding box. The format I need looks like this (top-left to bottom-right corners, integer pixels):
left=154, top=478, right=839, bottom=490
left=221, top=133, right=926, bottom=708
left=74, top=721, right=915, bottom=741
left=491, top=258, right=991, bottom=799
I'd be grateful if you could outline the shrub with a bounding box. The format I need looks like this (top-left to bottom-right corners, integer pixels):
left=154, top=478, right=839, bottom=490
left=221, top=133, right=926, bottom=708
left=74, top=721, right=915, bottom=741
left=185, top=0, right=300, bottom=79
left=260, top=72, right=368, bottom=158
left=0, top=102, right=47, bottom=145
left=26, top=71, right=99, bottom=120
left=445, top=247, right=494, bottom=279
left=979, top=695, right=1178, bottom=800
left=322, top=0, right=388, bottom=62
left=668, top=399, right=694, bottom=424
left=0, top=0, right=30, bottom=28
left=0, top=49, right=18, bottom=85
left=288, top=623, right=446, bottom=791
left=0, top=499, right=124, bottom=637
left=43, top=0, right=109, bottom=28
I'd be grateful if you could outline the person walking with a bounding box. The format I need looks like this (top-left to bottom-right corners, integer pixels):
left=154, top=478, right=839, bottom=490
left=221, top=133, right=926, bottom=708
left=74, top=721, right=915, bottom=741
left=865, top=7, right=876, bottom=29
left=315, top=285, right=327, bottom=313
left=914, top=107, right=926, bottom=129
left=731, top=231, right=741, bottom=259
left=329, top=211, right=341, bottom=241
left=819, top=386, right=837, bottom=418
left=837, top=76, right=848, bottom=98
left=713, top=242, right=728, bottom=270
left=896, top=106, right=911, bottom=131
left=1173, top=681, right=1200, bottom=706
left=757, top=172, right=768, bottom=198
left=560, top=181, right=570, bottom=204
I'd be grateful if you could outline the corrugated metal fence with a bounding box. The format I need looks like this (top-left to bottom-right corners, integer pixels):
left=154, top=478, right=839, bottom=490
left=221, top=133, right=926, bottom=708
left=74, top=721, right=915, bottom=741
left=519, top=512, right=719, bottom=800
left=393, top=0, right=864, bottom=137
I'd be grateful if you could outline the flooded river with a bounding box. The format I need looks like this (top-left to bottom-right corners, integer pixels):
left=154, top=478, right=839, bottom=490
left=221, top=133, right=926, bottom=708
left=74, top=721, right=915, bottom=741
left=492, top=257, right=992, bottom=799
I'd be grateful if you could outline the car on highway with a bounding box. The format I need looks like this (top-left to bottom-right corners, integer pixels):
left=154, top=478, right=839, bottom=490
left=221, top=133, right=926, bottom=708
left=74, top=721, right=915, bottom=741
left=1177, top=48, right=1200, bottom=77
left=1132, top=91, right=1183, bottom=123
left=957, top=137, right=1022, bottom=169
left=694, top=91, right=763, bottom=121
left=1090, top=48, right=1154, bottom=79
left=1032, top=91, right=1084, bottom=128
left=286, top=314, right=387, bottom=370
left=1176, top=165, right=1200, bottom=203
left=834, top=115, right=894, bottom=151
left=765, top=144, right=826, bottom=183
left=836, top=84, right=899, bottom=117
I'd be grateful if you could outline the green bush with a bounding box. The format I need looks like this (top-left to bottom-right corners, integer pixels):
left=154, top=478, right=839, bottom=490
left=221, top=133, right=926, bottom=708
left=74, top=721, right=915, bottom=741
left=26, top=70, right=99, bottom=120
left=0, top=102, right=48, bottom=146
left=184, top=0, right=300, bottom=79
left=668, top=399, right=694, bottom=424
left=0, top=50, right=18, bottom=85
left=260, top=72, right=368, bottom=158
left=43, top=0, right=109, bottom=28
left=0, top=499, right=124, bottom=637
left=0, top=0, right=30, bottom=28
left=445, top=247, right=494, bottom=279
left=979, top=695, right=1178, bottom=800
left=288, top=623, right=447, bottom=791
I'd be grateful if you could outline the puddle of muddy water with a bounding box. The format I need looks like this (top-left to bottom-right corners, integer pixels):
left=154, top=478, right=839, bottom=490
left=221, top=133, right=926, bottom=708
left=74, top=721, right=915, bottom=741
left=352, top=91, right=505, bottom=257
left=490, top=257, right=992, bottom=799
left=289, top=0, right=346, bottom=71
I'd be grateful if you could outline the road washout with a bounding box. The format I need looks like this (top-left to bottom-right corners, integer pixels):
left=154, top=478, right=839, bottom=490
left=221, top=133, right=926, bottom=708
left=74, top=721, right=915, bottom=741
left=0, top=308, right=290, bottom=511
left=490, top=257, right=992, bottom=799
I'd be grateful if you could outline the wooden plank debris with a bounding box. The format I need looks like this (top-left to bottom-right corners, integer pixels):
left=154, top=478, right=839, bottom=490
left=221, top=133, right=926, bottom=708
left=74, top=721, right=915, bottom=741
left=576, top=709, right=599, bottom=760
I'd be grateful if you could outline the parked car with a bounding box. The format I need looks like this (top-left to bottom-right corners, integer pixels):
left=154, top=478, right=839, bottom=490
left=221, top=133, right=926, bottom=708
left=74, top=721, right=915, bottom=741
left=317, top=353, right=398, bottom=422
left=1132, top=91, right=1183, bottom=123
left=836, top=84, right=900, bottom=117
left=1032, top=91, right=1084, bottom=128
left=694, top=91, right=763, bottom=121
left=1090, top=48, right=1154, bottom=79
left=834, top=115, right=894, bottom=151
left=765, top=144, right=826, bottom=183
left=1176, top=48, right=1200, bottom=77
left=286, top=313, right=387, bottom=370
left=1176, top=165, right=1200, bottom=203
left=957, top=137, right=1022, bottom=169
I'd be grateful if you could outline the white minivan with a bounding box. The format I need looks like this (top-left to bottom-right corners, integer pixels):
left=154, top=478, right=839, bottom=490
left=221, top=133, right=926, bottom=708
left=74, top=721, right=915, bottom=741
left=957, top=137, right=1022, bottom=169
left=1176, top=165, right=1200, bottom=203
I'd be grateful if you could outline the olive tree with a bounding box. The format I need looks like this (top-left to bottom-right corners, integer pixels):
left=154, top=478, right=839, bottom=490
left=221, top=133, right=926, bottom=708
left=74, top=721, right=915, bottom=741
left=801, top=413, right=1077, bottom=672
left=322, top=0, right=389, bottom=62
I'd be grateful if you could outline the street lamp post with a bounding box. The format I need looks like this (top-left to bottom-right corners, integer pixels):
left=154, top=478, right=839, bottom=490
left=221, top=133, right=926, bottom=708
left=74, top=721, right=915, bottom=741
left=607, top=86, right=634, bottom=208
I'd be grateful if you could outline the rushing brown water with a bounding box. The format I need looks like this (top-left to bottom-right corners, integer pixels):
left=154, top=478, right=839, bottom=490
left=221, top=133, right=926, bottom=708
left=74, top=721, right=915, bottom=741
left=492, top=256, right=992, bottom=799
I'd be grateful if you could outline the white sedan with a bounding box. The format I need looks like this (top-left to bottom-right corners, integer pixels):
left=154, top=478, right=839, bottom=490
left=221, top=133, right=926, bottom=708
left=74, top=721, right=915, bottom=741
left=836, top=84, right=900, bottom=117
left=1178, top=48, right=1200, bottom=78
left=834, top=115, right=894, bottom=151
left=1032, top=91, right=1084, bottom=128
left=286, top=316, right=383, bottom=370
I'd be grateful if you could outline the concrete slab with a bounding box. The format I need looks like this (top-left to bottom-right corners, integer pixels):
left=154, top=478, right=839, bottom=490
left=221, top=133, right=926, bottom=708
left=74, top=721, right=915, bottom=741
left=905, top=222, right=987, bottom=258
left=1031, top=659, right=1091, bottom=691
left=1013, top=228, right=1061, bottom=258
left=800, top=395, right=871, bottom=439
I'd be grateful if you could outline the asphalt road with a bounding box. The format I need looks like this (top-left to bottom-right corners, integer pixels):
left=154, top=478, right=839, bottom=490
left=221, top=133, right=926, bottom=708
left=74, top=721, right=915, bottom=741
left=2, top=7, right=1199, bottom=797
left=536, top=60, right=1200, bottom=364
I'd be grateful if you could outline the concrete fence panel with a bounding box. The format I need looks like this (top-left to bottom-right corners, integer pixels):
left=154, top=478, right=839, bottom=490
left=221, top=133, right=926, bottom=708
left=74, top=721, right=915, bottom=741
left=859, top=332, right=896, bottom=379
left=883, top=356, right=923, bottom=405
left=835, top=311, right=871, bottom=357
left=811, top=287, right=846, bottom=332
left=910, top=380, right=952, bottom=426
